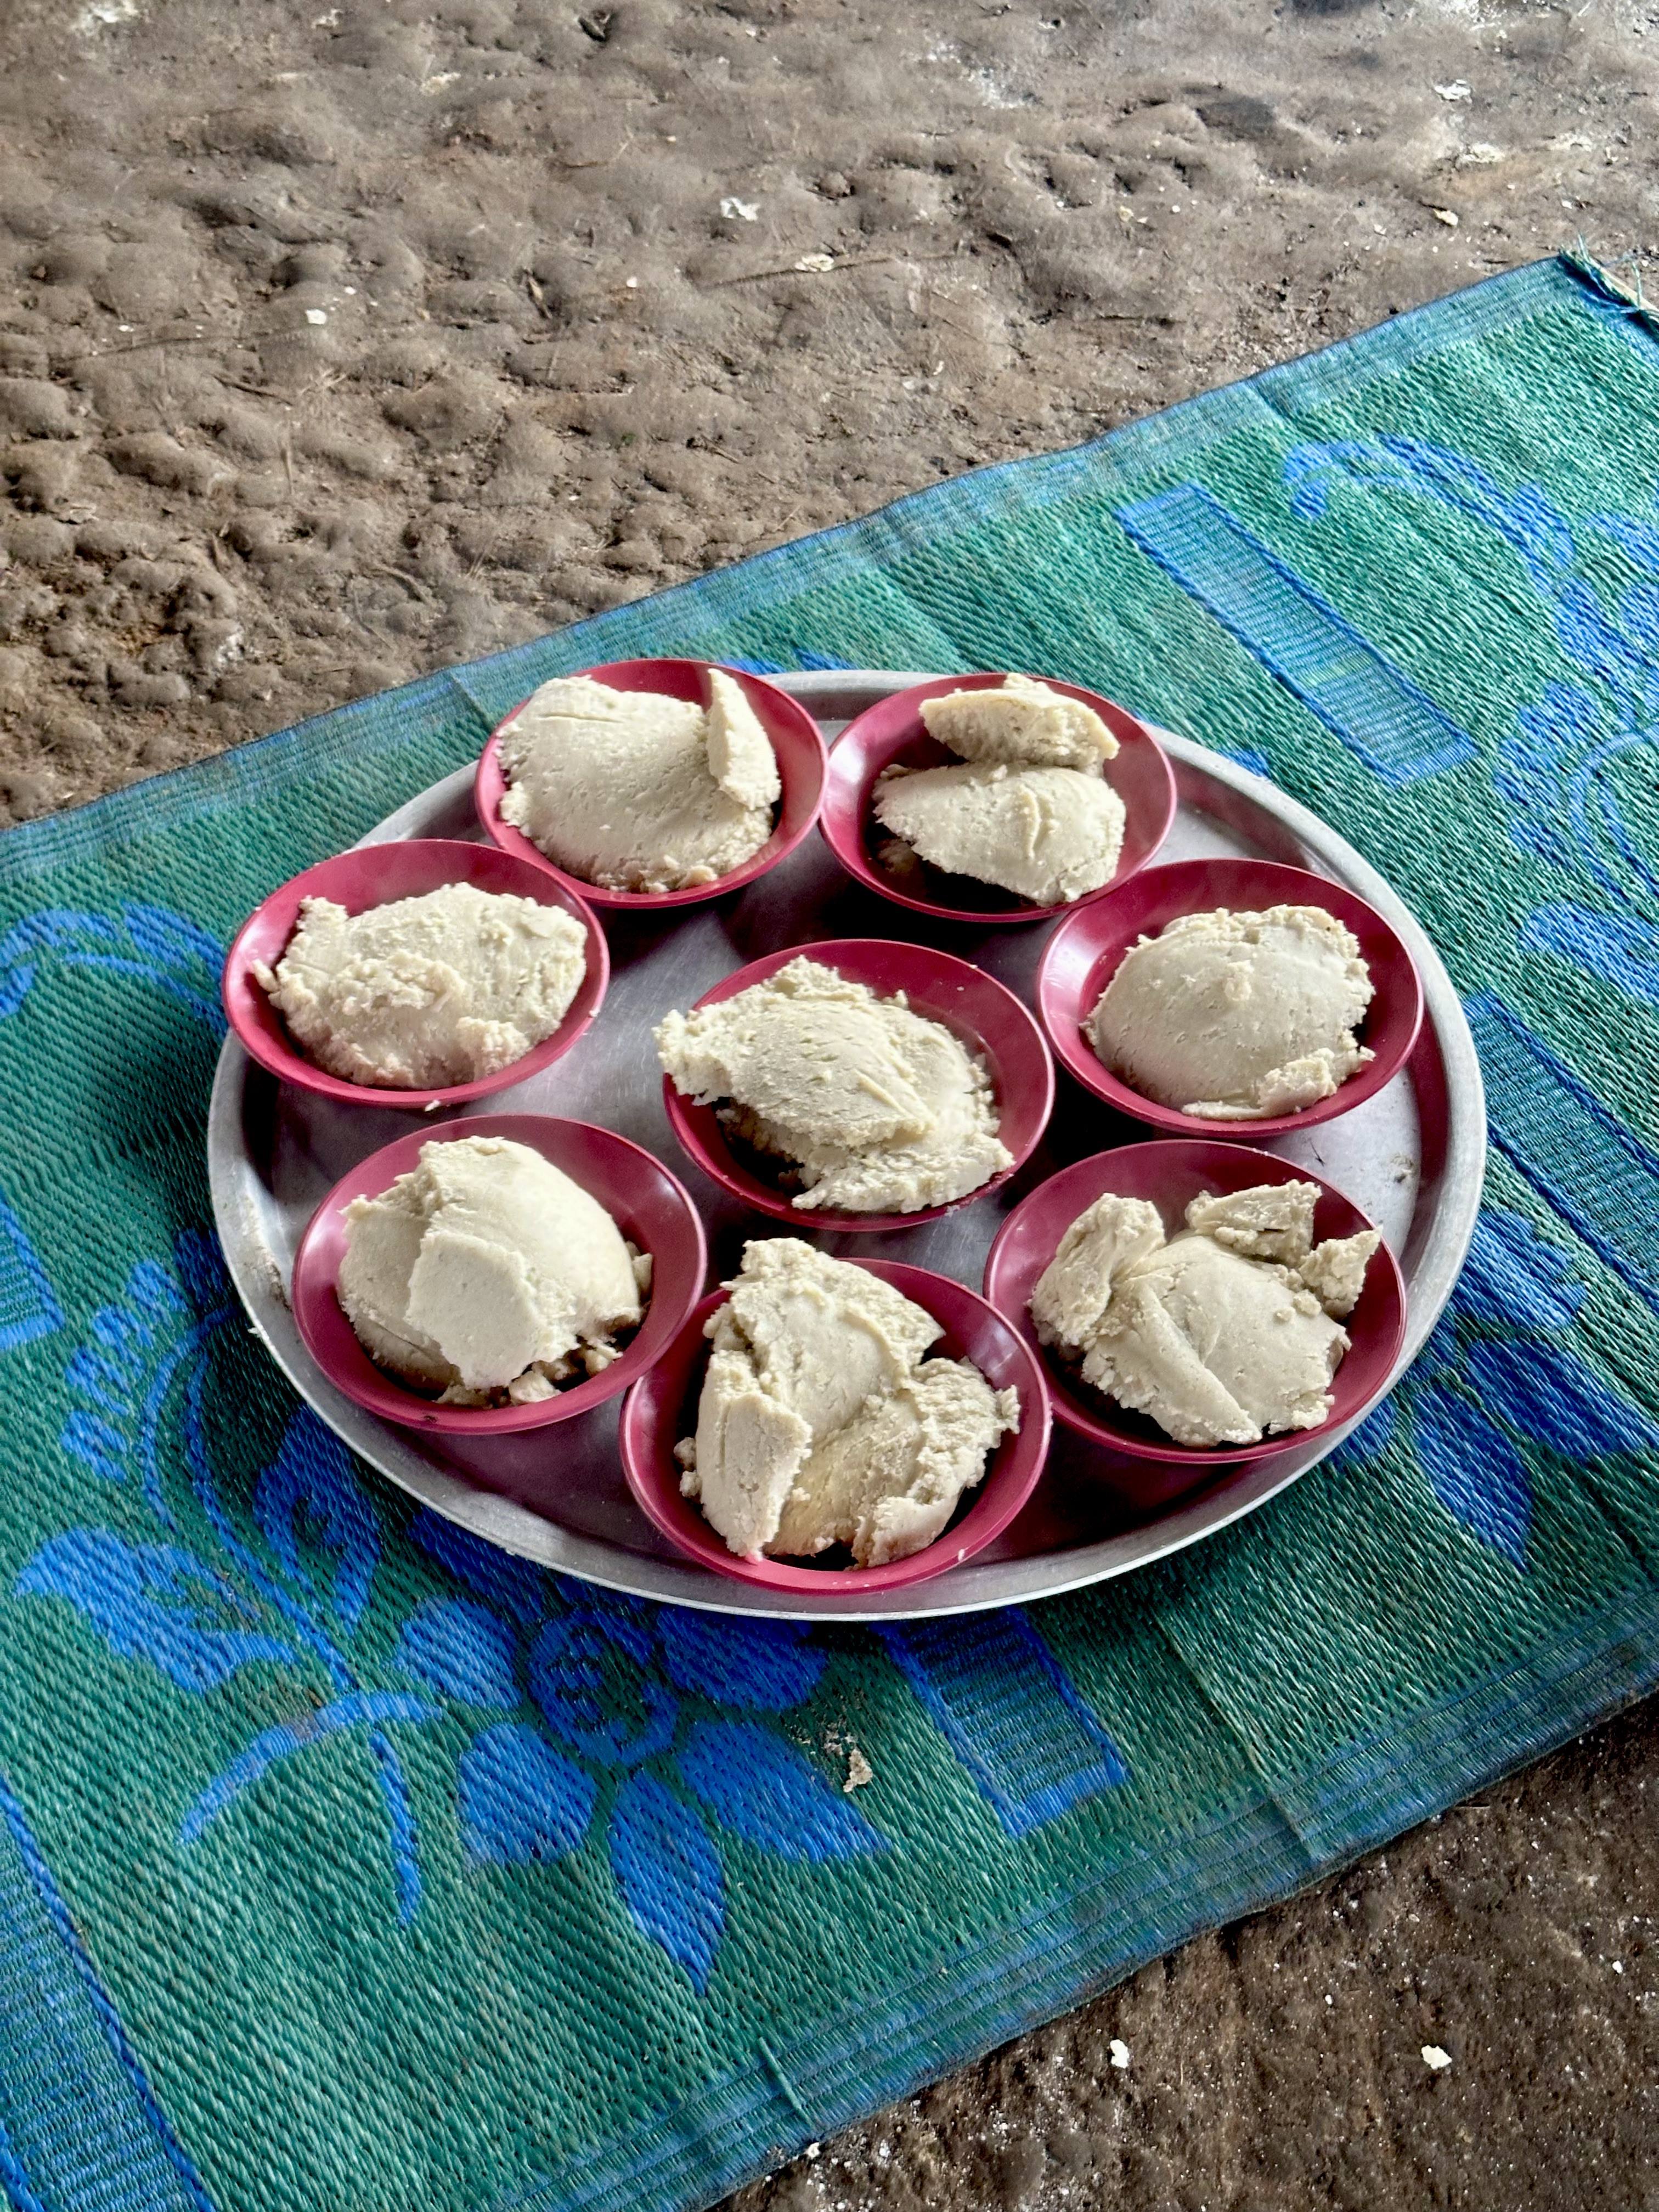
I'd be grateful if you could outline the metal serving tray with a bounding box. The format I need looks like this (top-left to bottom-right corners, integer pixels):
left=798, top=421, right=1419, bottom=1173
left=208, top=671, right=1485, bottom=1620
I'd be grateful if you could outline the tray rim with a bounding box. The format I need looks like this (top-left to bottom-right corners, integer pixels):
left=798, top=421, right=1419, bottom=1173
left=206, top=669, right=1487, bottom=1621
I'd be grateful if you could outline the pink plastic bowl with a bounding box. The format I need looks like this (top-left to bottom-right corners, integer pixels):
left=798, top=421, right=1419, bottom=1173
left=1037, top=856, right=1425, bottom=1139
left=475, top=657, right=829, bottom=910
left=983, top=1139, right=1407, bottom=1473
left=619, top=1259, right=1052, bottom=1593
left=291, top=1113, right=708, bottom=1435
left=222, top=838, right=609, bottom=1110
left=660, top=936, right=1056, bottom=1233
left=820, top=670, right=1178, bottom=924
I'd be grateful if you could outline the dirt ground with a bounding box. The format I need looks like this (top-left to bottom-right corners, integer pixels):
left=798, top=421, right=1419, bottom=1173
left=741, top=1706, right=1659, bottom=2212
left=2, top=0, right=1656, bottom=2202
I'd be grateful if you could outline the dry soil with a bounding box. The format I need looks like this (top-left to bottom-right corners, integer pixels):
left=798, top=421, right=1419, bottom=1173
left=2, top=0, right=1656, bottom=2204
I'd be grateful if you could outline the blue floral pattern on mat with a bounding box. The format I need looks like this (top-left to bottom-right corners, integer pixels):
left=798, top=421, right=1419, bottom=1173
left=0, top=904, right=224, bottom=1034
left=406, top=1514, right=882, bottom=1993
left=14, top=1233, right=887, bottom=1982
left=19, top=1233, right=431, bottom=1920
left=1330, top=1207, right=1659, bottom=1564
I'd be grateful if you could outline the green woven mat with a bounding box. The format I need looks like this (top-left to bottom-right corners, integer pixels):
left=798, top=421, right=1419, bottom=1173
left=3, top=253, right=1659, bottom=2212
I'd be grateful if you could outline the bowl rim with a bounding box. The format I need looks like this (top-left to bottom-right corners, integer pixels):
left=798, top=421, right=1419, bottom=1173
left=1036, top=854, right=1426, bottom=1139
left=657, top=934, right=1057, bottom=1233
left=473, top=656, right=830, bottom=910
left=220, top=836, right=611, bottom=1110
left=291, top=1111, right=709, bottom=1435
left=819, top=668, right=1178, bottom=926
left=618, top=1255, right=1053, bottom=1591
left=982, top=1138, right=1408, bottom=1464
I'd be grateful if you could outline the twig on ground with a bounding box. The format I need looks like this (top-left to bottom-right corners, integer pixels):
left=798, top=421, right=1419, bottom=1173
left=706, top=248, right=962, bottom=288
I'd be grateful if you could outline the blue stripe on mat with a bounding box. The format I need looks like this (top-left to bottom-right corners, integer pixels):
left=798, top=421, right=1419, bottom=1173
left=879, top=1616, right=1129, bottom=1838
left=1467, top=992, right=1659, bottom=1313
left=0, top=1770, right=216, bottom=2212
left=1115, top=483, right=1479, bottom=785
left=0, top=1190, right=61, bottom=1356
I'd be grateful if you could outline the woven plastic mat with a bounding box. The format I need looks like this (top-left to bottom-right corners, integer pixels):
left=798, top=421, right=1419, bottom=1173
left=2, top=253, right=1657, bottom=2212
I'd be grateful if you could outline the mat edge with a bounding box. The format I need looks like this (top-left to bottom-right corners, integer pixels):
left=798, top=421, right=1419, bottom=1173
left=501, top=1584, right=1659, bottom=2212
